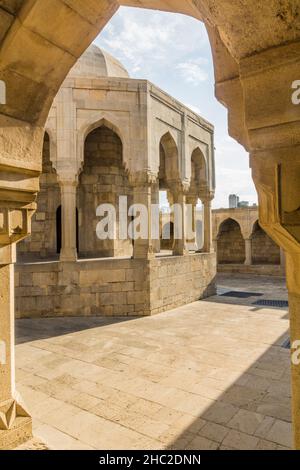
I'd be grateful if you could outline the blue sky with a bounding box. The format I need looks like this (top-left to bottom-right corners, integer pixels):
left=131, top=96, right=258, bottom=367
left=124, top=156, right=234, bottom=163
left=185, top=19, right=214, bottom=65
left=95, top=6, right=257, bottom=209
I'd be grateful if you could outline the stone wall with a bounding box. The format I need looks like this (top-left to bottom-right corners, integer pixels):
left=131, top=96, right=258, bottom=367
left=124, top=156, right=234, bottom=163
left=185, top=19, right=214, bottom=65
left=149, top=254, right=216, bottom=315
left=218, top=264, right=285, bottom=277
left=252, top=225, right=280, bottom=265
left=15, top=253, right=216, bottom=318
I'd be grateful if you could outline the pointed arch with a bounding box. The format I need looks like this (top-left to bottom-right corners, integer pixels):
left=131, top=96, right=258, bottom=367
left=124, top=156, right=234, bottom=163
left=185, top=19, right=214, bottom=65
left=159, top=131, right=180, bottom=186
left=217, top=217, right=245, bottom=264
left=77, top=115, right=130, bottom=175
left=191, top=146, right=208, bottom=194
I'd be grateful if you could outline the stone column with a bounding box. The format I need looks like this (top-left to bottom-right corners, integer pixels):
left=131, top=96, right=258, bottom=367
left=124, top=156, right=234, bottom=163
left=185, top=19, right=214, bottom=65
left=0, top=245, right=32, bottom=449
left=0, top=133, right=39, bottom=449
left=131, top=173, right=155, bottom=260
left=286, top=253, right=300, bottom=450
left=186, top=195, right=198, bottom=251
left=251, top=152, right=300, bottom=449
left=244, top=238, right=252, bottom=265
left=171, top=183, right=189, bottom=256
left=202, top=196, right=213, bottom=253
left=59, top=180, right=78, bottom=262
left=213, top=239, right=218, bottom=256
left=151, top=181, right=160, bottom=254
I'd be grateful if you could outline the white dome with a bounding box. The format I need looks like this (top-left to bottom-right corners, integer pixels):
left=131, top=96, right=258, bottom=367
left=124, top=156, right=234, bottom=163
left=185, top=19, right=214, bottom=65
left=69, top=44, right=129, bottom=79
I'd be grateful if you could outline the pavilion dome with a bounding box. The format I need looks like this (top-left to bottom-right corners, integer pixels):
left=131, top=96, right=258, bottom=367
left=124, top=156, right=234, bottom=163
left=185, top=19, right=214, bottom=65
left=68, top=44, right=130, bottom=79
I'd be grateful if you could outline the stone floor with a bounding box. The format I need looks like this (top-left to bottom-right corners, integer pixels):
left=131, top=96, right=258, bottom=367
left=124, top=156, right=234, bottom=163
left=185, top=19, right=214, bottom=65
left=15, top=274, right=292, bottom=450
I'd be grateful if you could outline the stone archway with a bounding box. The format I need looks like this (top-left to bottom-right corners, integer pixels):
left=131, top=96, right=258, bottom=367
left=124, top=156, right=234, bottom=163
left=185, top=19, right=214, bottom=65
left=217, top=218, right=246, bottom=264
left=1, top=0, right=300, bottom=449
left=78, top=124, right=133, bottom=259
left=159, top=132, right=180, bottom=185
left=161, top=221, right=174, bottom=250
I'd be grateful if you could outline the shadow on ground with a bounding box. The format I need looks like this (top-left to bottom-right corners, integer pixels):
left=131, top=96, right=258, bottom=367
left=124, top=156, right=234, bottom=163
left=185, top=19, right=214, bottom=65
left=15, top=274, right=292, bottom=450
left=16, top=316, right=138, bottom=345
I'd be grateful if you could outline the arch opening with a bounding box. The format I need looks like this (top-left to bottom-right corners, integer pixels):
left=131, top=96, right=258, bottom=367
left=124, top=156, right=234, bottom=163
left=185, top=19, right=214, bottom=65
left=77, top=124, right=133, bottom=259
left=217, top=218, right=245, bottom=264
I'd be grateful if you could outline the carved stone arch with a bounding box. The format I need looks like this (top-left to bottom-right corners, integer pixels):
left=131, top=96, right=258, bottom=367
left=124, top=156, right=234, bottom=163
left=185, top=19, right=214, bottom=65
left=190, top=146, right=209, bottom=196
left=216, top=215, right=243, bottom=239
left=217, top=217, right=246, bottom=264
left=77, top=115, right=130, bottom=176
left=159, top=131, right=181, bottom=187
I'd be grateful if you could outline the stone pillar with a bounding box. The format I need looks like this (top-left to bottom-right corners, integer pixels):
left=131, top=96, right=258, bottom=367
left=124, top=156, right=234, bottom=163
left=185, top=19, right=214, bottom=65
left=171, top=183, right=189, bottom=256
left=244, top=238, right=252, bottom=265
left=59, top=180, right=78, bottom=262
left=0, top=245, right=32, bottom=449
left=251, top=152, right=300, bottom=449
left=131, top=173, right=155, bottom=260
left=202, top=196, right=213, bottom=253
left=151, top=181, right=160, bottom=254
left=0, top=138, right=39, bottom=448
left=286, top=253, right=300, bottom=449
left=213, top=239, right=218, bottom=256
left=186, top=195, right=198, bottom=251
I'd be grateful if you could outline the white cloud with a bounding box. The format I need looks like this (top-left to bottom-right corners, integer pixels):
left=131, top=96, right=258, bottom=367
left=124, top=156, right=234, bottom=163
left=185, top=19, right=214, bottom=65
left=95, top=7, right=209, bottom=81
left=176, top=59, right=208, bottom=85
left=95, top=6, right=257, bottom=209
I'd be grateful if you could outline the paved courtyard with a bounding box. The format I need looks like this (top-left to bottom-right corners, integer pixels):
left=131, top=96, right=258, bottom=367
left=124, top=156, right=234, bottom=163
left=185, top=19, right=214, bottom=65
left=16, top=274, right=292, bottom=450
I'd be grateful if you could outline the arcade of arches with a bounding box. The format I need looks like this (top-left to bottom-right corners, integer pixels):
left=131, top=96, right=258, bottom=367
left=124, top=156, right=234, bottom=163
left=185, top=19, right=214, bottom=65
left=0, top=0, right=300, bottom=450
left=213, top=208, right=285, bottom=276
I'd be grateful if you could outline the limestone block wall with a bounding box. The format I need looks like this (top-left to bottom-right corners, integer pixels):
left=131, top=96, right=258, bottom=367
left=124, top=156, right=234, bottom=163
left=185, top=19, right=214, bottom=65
left=252, top=227, right=280, bottom=264
left=149, top=254, right=216, bottom=315
left=15, top=253, right=216, bottom=318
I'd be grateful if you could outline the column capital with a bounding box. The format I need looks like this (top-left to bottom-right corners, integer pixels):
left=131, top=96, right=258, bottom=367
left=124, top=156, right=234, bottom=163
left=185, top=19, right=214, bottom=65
left=58, top=178, right=78, bottom=189
left=200, top=191, right=215, bottom=204
left=169, top=180, right=190, bottom=196
left=129, top=171, right=157, bottom=188
left=0, top=206, right=35, bottom=247
left=251, top=149, right=300, bottom=254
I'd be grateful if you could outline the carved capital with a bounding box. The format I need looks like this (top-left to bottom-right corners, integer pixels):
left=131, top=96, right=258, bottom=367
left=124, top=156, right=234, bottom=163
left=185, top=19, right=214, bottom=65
left=128, top=170, right=157, bottom=187
left=200, top=191, right=215, bottom=203
left=251, top=149, right=300, bottom=253
left=0, top=205, right=35, bottom=246
left=169, top=180, right=190, bottom=195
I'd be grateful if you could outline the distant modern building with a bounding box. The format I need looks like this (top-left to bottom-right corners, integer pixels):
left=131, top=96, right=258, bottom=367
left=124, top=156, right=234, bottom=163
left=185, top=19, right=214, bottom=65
left=238, top=201, right=250, bottom=208
left=229, top=194, right=239, bottom=209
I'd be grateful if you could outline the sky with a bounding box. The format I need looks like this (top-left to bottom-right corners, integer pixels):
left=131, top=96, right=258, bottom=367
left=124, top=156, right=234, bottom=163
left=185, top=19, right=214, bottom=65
left=95, top=6, right=257, bottom=209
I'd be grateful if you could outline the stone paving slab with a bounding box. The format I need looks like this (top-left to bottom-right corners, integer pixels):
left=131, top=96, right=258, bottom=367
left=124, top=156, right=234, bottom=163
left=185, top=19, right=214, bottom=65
left=15, top=274, right=291, bottom=450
